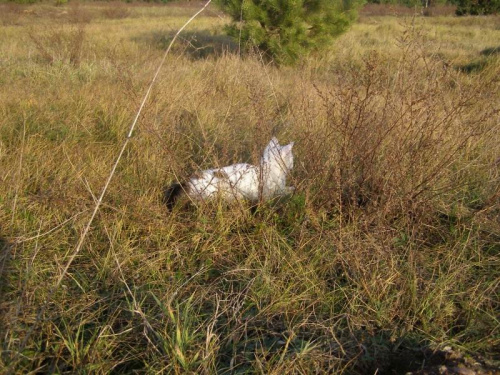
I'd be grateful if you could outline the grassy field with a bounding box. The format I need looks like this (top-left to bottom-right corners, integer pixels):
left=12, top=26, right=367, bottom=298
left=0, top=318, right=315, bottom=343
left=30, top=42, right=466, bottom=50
left=1, top=1, right=499, bottom=373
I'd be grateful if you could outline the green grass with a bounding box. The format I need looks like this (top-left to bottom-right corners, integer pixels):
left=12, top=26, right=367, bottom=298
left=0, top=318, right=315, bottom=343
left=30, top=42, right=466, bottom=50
left=0, top=2, right=499, bottom=373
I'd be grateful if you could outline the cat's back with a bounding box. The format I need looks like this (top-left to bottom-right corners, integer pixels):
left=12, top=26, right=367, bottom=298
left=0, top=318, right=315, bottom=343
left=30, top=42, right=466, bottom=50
left=219, top=163, right=257, bottom=183
left=222, top=163, right=256, bottom=174
left=221, top=163, right=259, bottom=200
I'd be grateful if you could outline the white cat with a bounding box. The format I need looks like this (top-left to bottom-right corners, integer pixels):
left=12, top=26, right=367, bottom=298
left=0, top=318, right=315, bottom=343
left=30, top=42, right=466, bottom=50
left=164, top=137, right=294, bottom=210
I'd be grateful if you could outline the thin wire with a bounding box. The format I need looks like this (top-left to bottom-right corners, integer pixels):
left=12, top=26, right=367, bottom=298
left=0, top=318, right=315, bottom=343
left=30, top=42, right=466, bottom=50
left=9, top=1, right=212, bottom=371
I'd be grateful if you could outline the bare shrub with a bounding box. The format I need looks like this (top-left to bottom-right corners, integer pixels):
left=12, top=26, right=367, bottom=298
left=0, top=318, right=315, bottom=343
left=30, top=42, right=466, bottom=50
left=294, top=30, right=499, bottom=232
left=0, top=3, right=24, bottom=26
left=423, top=5, right=457, bottom=17
left=28, top=24, right=87, bottom=66
left=66, top=1, right=94, bottom=24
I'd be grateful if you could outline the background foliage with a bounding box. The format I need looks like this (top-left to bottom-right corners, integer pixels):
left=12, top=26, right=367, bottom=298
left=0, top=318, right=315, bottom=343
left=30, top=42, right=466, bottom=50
left=455, top=0, right=500, bottom=15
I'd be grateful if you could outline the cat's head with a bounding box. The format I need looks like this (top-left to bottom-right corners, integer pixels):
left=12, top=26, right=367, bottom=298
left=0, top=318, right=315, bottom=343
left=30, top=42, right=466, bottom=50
left=262, top=137, right=294, bottom=171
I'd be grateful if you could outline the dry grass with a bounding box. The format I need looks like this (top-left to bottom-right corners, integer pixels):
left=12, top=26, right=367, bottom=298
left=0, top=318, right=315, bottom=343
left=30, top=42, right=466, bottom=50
left=0, top=2, right=499, bottom=374
left=360, top=3, right=457, bottom=17
left=100, top=2, right=132, bottom=20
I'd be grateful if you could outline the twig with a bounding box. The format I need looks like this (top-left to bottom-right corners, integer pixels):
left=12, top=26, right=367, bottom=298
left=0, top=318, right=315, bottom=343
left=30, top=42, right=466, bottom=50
left=14, top=210, right=88, bottom=244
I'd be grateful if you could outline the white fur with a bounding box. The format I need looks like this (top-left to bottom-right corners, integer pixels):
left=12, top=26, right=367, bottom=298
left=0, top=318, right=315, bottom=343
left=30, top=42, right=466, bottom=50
left=187, top=137, right=294, bottom=203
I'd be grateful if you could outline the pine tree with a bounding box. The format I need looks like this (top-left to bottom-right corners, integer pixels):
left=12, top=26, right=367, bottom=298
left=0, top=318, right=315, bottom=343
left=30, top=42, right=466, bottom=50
left=217, top=0, right=364, bottom=65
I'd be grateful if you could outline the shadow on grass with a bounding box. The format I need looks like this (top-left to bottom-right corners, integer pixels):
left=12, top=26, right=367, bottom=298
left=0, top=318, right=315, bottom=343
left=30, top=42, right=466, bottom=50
left=0, top=236, right=12, bottom=309
left=455, top=45, right=500, bottom=74
left=350, top=331, right=499, bottom=374
left=0, top=236, right=10, bottom=284
left=457, top=60, right=488, bottom=74
left=480, top=46, right=500, bottom=56
left=0, top=236, right=13, bottom=362
left=352, top=332, right=447, bottom=374
left=132, top=29, right=238, bottom=60
left=208, top=322, right=495, bottom=374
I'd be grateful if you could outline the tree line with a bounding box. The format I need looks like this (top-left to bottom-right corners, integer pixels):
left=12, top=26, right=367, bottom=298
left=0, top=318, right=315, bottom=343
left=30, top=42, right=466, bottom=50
left=365, top=0, right=500, bottom=15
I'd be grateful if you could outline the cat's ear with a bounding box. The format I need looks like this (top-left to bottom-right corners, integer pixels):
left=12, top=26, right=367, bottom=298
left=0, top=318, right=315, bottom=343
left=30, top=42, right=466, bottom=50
left=263, top=137, right=280, bottom=158
left=269, top=137, right=280, bottom=148
left=281, top=142, right=294, bottom=154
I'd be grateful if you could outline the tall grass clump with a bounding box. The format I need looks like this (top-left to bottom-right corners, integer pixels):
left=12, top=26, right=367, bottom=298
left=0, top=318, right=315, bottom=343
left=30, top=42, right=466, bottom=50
left=0, top=3, right=499, bottom=373
left=28, top=24, right=88, bottom=66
